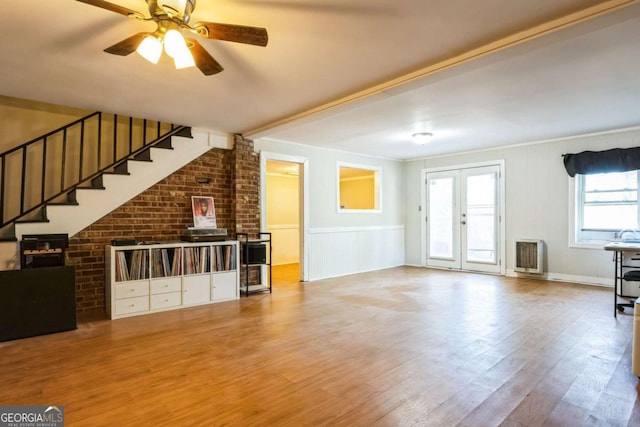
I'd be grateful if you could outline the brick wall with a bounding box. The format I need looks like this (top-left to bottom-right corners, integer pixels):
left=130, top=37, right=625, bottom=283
left=233, top=134, right=261, bottom=235
left=67, top=136, right=261, bottom=314
left=232, top=134, right=263, bottom=287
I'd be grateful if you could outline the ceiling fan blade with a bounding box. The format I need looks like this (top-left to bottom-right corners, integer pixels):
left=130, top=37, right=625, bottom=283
left=104, top=32, right=149, bottom=56
left=194, top=22, right=268, bottom=47
left=187, top=39, right=224, bottom=75
left=75, top=0, right=142, bottom=17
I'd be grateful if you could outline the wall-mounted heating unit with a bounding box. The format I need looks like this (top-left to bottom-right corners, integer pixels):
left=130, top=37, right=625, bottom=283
left=514, top=239, right=544, bottom=274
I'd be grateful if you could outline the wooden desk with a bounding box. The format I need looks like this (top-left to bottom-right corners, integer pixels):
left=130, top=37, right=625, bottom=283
left=604, top=242, right=640, bottom=317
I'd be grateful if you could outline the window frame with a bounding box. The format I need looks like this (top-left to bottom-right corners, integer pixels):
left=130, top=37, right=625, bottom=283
left=336, top=161, right=382, bottom=213
left=571, top=171, right=640, bottom=246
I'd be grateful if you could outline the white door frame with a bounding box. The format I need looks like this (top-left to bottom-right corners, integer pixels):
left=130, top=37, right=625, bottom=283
left=421, top=160, right=506, bottom=275
left=260, top=151, right=309, bottom=282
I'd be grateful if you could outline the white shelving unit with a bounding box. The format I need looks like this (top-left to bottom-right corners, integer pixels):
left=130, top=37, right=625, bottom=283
left=105, top=241, right=239, bottom=319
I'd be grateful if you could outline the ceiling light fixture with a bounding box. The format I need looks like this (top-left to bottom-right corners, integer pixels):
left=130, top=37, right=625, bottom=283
left=412, top=132, right=433, bottom=144
left=164, top=29, right=195, bottom=68
left=136, top=28, right=195, bottom=70
left=136, top=34, right=163, bottom=64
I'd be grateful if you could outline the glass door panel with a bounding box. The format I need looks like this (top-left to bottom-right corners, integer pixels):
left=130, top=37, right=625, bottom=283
left=427, top=172, right=460, bottom=269
left=462, top=166, right=499, bottom=273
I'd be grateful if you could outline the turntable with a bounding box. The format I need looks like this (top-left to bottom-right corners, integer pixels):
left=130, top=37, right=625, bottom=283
left=181, top=227, right=228, bottom=242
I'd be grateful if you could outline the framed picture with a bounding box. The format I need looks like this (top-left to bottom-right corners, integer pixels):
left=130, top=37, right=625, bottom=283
left=191, top=196, right=217, bottom=229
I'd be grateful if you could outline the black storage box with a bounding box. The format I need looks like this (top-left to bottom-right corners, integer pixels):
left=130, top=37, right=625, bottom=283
left=242, top=243, right=267, bottom=264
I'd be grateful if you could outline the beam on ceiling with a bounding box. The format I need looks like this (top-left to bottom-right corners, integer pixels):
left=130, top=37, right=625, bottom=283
left=244, top=0, right=640, bottom=138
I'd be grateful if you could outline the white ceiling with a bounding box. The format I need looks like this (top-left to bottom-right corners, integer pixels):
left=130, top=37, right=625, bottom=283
left=1, top=0, right=639, bottom=160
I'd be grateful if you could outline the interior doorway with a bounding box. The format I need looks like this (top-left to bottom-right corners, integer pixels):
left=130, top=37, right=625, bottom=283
left=261, top=152, right=309, bottom=282
left=422, top=161, right=505, bottom=275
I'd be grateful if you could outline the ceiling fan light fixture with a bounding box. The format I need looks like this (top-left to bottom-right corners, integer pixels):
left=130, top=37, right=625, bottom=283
left=158, top=0, right=187, bottom=17
left=412, top=132, right=433, bottom=144
left=136, top=35, right=163, bottom=64
left=78, top=0, right=267, bottom=76
left=164, top=29, right=195, bottom=69
left=164, top=29, right=188, bottom=58
left=174, top=50, right=196, bottom=69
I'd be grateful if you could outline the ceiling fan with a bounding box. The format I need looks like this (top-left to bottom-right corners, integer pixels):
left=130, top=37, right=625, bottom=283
left=76, top=0, right=268, bottom=75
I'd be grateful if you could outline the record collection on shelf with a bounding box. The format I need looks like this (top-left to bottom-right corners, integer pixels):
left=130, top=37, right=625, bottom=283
left=114, top=244, right=237, bottom=282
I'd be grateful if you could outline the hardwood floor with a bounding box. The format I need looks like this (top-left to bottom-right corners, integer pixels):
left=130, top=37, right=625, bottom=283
left=1, top=265, right=639, bottom=426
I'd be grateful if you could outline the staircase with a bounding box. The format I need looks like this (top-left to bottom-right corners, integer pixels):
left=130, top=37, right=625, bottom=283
left=0, top=112, right=221, bottom=268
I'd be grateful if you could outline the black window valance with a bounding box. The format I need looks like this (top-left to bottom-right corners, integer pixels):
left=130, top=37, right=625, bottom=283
left=563, top=146, right=640, bottom=177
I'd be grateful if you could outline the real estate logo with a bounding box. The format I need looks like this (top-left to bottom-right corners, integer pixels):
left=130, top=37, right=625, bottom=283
left=0, top=406, right=64, bottom=427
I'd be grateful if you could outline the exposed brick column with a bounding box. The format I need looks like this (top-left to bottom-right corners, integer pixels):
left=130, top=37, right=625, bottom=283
left=232, top=134, right=262, bottom=288
left=232, top=134, right=261, bottom=237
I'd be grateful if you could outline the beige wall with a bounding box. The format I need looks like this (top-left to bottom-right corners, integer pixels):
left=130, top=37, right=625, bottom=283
left=266, top=173, right=300, bottom=265
left=266, top=174, right=299, bottom=225
left=340, top=176, right=375, bottom=209
left=1, top=96, right=89, bottom=224
left=0, top=96, right=90, bottom=153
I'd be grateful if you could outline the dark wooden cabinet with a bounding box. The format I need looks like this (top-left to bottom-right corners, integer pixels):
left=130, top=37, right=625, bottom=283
left=0, top=266, right=76, bottom=341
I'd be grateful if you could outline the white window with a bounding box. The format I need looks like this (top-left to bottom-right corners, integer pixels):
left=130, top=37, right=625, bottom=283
left=575, top=170, right=639, bottom=242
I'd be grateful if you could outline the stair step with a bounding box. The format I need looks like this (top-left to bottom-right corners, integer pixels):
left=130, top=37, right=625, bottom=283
left=13, top=207, right=48, bottom=223
left=65, top=190, right=78, bottom=204
left=48, top=201, right=79, bottom=207
left=16, top=219, right=50, bottom=224
left=76, top=186, right=106, bottom=190
left=154, top=138, right=174, bottom=149
left=174, top=127, right=193, bottom=138
left=113, top=162, right=129, bottom=175
left=154, top=127, right=191, bottom=149
left=133, top=149, right=152, bottom=162
left=0, top=224, right=17, bottom=241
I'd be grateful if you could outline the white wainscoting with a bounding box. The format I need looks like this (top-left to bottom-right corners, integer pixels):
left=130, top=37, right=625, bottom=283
left=308, top=225, right=405, bottom=281
left=267, top=224, right=300, bottom=266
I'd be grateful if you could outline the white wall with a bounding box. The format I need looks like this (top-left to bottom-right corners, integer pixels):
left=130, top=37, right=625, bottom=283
left=405, top=127, right=640, bottom=286
left=256, top=139, right=405, bottom=227
left=255, top=138, right=405, bottom=280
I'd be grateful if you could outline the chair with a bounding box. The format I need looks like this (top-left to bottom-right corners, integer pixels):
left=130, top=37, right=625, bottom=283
left=618, top=270, right=640, bottom=313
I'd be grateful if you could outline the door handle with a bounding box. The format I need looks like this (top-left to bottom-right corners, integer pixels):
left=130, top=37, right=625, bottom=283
left=461, top=221, right=466, bottom=225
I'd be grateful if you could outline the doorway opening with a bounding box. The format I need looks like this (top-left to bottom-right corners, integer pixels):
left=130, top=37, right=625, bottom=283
left=421, top=161, right=505, bottom=274
left=261, top=153, right=309, bottom=285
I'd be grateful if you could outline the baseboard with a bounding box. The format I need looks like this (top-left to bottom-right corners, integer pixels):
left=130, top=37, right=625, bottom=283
left=307, top=264, right=404, bottom=282
left=402, top=264, right=613, bottom=288
left=505, top=269, right=613, bottom=288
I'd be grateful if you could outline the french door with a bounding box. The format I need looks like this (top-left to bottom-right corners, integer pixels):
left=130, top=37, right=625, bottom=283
left=426, top=165, right=501, bottom=273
